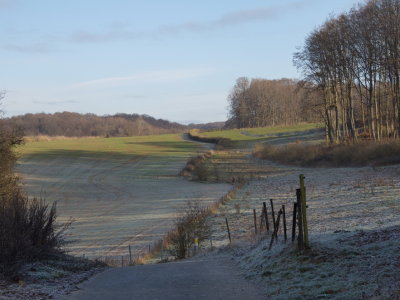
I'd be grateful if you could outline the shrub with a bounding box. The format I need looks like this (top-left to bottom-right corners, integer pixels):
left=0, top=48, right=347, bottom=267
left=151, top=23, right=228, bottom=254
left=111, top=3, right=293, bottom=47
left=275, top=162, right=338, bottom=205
left=168, top=200, right=210, bottom=259
left=0, top=189, right=68, bottom=275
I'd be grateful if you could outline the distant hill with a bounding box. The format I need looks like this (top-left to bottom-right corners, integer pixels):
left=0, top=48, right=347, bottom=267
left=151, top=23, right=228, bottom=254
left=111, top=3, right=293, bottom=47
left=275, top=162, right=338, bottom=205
left=5, top=112, right=188, bottom=137
left=187, top=121, right=225, bottom=130
left=4, top=112, right=228, bottom=138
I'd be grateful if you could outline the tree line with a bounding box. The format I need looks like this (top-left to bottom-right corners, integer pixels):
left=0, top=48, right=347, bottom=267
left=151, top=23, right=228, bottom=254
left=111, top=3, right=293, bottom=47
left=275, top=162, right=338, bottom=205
left=226, top=77, right=320, bottom=128
left=6, top=112, right=187, bottom=137
left=295, top=0, right=400, bottom=143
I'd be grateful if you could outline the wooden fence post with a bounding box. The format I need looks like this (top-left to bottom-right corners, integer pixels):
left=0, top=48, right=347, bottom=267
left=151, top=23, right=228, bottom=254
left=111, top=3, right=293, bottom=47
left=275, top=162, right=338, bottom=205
left=225, top=218, right=232, bottom=243
left=299, top=174, right=309, bottom=248
left=253, top=209, right=258, bottom=235
left=263, top=202, right=270, bottom=232
left=282, top=205, right=287, bottom=242
left=270, top=199, right=276, bottom=232
left=296, top=189, right=304, bottom=250
left=268, top=209, right=282, bottom=250
left=129, top=245, right=132, bottom=264
left=292, top=202, right=297, bottom=242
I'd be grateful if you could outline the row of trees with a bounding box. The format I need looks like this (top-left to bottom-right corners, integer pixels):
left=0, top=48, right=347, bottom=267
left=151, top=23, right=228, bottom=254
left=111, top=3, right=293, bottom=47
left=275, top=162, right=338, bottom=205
left=295, top=0, right=400, bottom=143
left=226, top=77, right=320, bottom=128
left=6, top=112, right=186, bottom=137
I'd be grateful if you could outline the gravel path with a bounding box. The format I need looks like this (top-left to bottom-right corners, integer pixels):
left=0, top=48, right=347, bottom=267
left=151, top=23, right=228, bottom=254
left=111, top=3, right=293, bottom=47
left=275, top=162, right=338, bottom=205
left=58, top=255, right=263, bottom=300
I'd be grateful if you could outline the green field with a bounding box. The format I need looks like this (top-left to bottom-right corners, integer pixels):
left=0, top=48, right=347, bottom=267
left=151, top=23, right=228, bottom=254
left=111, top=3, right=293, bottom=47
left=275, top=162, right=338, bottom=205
left=198, top=123, right=322, bottom=141
left=19, top=134, right=200, bottom=159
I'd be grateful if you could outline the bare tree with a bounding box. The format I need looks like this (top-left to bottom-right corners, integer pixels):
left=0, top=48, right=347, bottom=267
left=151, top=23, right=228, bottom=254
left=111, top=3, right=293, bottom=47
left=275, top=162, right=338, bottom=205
left=295, top=0, right=400, bottom=143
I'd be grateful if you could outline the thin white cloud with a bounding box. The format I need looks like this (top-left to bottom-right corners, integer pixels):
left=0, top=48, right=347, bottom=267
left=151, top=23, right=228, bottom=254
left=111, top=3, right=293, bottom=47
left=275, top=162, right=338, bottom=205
left=33, top=100, right=78, bottom=105
left=72, top=28, right=142, bottom=43
left=71, top=0, right=316, bottom=43
left=71, top=68, right=213, bottom=89
left=2, top=43, right=51, bottom=53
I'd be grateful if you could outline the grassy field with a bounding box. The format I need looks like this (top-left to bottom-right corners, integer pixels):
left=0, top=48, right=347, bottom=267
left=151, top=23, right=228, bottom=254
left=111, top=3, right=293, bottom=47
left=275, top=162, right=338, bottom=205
left=16, top=134, right=231, bottom=259
left=18, top=134, right=200, bottom=159
left=198, top=123, right=322, bottom=142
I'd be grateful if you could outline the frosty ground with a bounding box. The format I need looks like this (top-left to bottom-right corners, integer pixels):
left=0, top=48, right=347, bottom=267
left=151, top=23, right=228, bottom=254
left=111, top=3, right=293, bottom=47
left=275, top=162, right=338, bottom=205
left=207, top=152, right=400, bottom=299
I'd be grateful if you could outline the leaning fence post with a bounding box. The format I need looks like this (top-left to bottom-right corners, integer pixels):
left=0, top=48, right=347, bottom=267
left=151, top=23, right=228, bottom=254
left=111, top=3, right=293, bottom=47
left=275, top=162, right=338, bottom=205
left=263, top=202, right=270, bottom=232
left=300, top=174, right=309, bottom=248
left=225, top=217, right=232, bottom=243
left=253, top=209, right=258, bottom=235
left=282, top=205, right=287, bottom=242
left=129, top=245, right=132, bottom=264
left=270, top=199, right=276, bottom=232
left=268, top=209, right=282, bottom=250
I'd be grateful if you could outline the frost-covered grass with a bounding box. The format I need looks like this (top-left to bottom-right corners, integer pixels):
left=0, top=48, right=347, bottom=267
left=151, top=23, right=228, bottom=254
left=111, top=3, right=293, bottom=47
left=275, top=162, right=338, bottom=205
left=232, top=226, right=400, bottom=299
left=0, top=254, right=105, bottom=300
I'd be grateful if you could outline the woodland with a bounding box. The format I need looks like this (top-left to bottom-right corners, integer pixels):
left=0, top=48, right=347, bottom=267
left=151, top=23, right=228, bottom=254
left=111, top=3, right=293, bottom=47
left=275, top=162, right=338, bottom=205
left=227, top=0, right=400, bottom=144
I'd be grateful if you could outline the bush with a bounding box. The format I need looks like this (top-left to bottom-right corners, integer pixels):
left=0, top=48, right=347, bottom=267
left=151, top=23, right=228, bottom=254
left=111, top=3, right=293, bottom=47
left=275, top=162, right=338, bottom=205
left=0, top=189, right=68, bottom=275
left=168, top=200, right=210, bottom=259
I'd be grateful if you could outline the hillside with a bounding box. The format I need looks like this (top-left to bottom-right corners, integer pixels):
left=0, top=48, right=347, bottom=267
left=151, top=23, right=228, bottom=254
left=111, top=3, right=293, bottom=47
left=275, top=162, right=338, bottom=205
left=5, top=112, right=188, bottom=137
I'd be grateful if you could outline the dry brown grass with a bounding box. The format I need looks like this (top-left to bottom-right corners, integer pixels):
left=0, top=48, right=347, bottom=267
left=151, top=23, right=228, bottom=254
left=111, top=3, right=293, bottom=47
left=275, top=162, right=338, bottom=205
left=254, top=140, right=400, bottom=167
left=24, top=135, right=100, bottom=142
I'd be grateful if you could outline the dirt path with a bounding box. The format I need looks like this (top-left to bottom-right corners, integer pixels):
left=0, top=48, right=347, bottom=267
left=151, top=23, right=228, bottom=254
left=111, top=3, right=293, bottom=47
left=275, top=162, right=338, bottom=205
left=59, top=255, right=263, bottom=300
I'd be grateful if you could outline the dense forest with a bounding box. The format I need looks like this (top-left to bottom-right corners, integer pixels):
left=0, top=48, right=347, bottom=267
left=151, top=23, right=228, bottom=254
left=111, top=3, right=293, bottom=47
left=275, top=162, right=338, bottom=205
left=225, top=78, right=321, bottom=128
left=295, top=0, right=400, bottom=143
left=5, top=112, right=188, bottom=137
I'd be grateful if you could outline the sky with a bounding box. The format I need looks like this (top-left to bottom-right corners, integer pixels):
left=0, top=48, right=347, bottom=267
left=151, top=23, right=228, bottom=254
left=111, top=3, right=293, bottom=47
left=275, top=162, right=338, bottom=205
left=0, top=0, right=362, bottom=124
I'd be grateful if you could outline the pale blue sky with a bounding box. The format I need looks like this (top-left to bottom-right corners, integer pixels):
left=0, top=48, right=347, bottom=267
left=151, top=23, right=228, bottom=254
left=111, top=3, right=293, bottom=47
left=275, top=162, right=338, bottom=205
left=1, top=0, right=361, bottom=123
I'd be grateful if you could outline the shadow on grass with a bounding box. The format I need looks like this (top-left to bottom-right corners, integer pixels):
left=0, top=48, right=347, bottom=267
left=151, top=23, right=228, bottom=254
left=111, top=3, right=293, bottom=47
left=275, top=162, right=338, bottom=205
left=261, top=130, right=325, bottom=146
left=126, top=141, right=201, bottom=152
left=19, top=149, right=146, bottom=161
left=19, top=147, right=197, bottom=164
